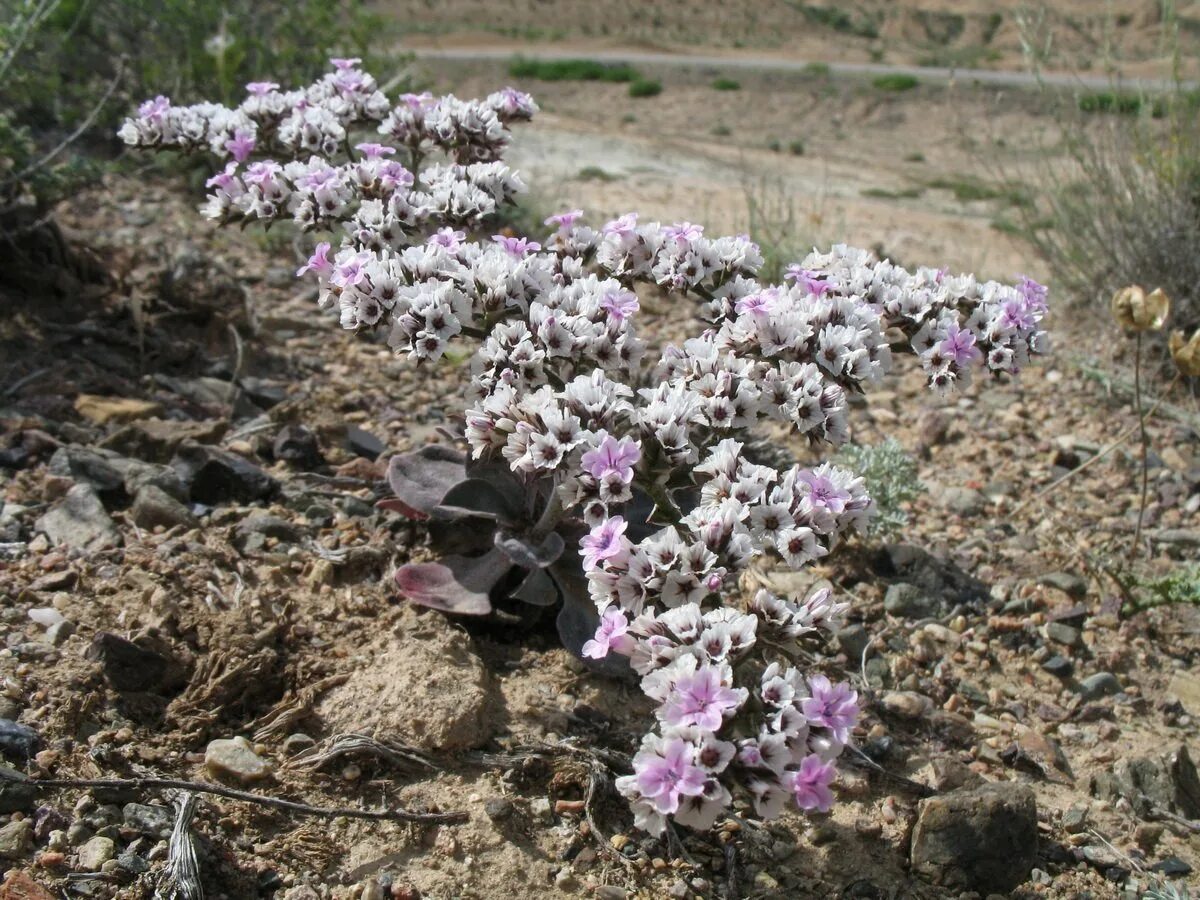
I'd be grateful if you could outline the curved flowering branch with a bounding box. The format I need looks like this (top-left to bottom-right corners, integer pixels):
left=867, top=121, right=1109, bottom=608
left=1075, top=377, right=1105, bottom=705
left=121, top=60, right=1050, bottom=839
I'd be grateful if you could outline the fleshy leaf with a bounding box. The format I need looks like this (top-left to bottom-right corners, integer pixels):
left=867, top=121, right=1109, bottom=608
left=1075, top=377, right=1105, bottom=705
left=436, top=479, right=523, bottom=522
left=494, top=530, right=565, bottom=569
left=551, top=559, right=631, bottom=677
left=393, top=549, right=512, bottom=615
left=385, top=445, right=467, bottom=519
left=511, top=567, right=559, bottom=607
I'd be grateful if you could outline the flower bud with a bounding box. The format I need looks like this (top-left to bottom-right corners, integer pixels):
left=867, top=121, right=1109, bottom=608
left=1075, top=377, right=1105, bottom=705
left=1111, top=285, right=1170, bottom=331
left=1169, top=328, right=1200, bottom=377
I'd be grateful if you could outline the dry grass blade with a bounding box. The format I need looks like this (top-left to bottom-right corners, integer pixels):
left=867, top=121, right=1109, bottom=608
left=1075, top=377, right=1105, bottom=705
left=251, top=674, right=350, bottom=742
left=156, top=792, right=202, bottom=900
left=287, top=733, right=437, bottom=774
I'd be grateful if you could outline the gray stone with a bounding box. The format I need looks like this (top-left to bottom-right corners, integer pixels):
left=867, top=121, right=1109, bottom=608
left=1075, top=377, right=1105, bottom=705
left=1076, top=672, right=1122, bottom=702
left=1062, top=805, right=1089, bottom=833
left=47, top=446, right=126, bottom=502
left=0, top=781, right=35, bottom=814
left=939, top=486, right=985, bottom=516
left=45, top=619, right=75, bottom=646
left=910, top=782, right=1038, bottom=892
left=235, top=514, right=303, bottom=546
left=880, top=691, right=933, bottom=719
left=345, top=425, right=385, bottom=460
left=1091, top=744, right=1200, bottom=819
left=1038, top=571, right=1088, bottom=598
left=0, top=719, right=39, bottom=761
left=0, top=818, right=32, bottom=859
left=273, top=425, right=323, bottom=469
left=77, top=835, right=115, bottom=870
left=131, top=485, right=197, bottom=531
left=835, top=624, right=870, bottom=662
left=122, top=802, right=174, bottom=838
left=122, top=461, right=188, bottom=502
left=172, top=443, right=278, bottom=505
left=484, top=797, right=514, bottom=820
left=884, top=582, right=942, bottom=619
left=1045, top=622, right=1082, bottom=648
left=1041, top=655, right=1074, bottom=678
left=36, top=484, right=120, bottom=551
left=205, top=736, right=270, bottom=784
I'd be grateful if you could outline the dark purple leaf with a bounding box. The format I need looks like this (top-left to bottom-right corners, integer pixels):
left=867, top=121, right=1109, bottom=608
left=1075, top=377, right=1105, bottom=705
left=551, top=559, right=631, bottom=678
left=494, top=530, right=565, bottom=569
left=436, top=479, right=523, bottom=522
left=393, top=549, right=512, bottom=615
left=385, top=445, right=467, bottom=519
left=511, top=567, right=559, bottom=606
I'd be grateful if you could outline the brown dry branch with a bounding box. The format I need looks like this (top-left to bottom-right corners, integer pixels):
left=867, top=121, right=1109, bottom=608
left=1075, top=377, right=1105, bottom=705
left=286, top=732, right=436, bottom=774
left=0, top=766, right=466, bottom=824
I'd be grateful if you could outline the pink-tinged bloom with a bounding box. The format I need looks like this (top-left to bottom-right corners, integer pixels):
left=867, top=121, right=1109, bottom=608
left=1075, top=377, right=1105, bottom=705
left=355, top=142, right=396, bottom=159
left=1017, top=274, right=1048, bottom=312
left=599, top=289, right=640, bottom=322
left=662, top=666, right=748, bottom=731
left=583, top=607, right=634, bottom=659
left=242, top=160, right=282, bottom=188
left=428, top=227, right=466, bottom=251
left=205, top=162, right=240, bottom=192
left=785, top=265, right=834, bottom=297
left=138, top=95, right=170, bottom=122
left=296, top=242, right=333, bottom=278
left=545, top=209, right=583, bottom=230
left=492, top=235, right=541, bottom=257
left=938, top=322, right=982, bottom=368
left=580, top=516, right=628, bottom=571
left=797, top=471, right=850, bottom=514
left=799, top=674, right=859, bottom=744
left=735, top=288, right=779, bottom=318
left=664, top=221, right=703, bottom=244
left=602, top=212, right=638, bottom=238
left=223, top=129, right=256, bottom=163
left=788, top=754, right=836, bottom=812
left=331, top=252, right=371, bottom=288
left=634, top=738, right=709, bottom=815
left=1000, top=299, right=1035, bottom=331
left=581, top=434, right=641, bottom=483
left=330, top=57, right=362, bottom=70
left=400, top=91, right=434, bottom=109
left=245, top=81, right=279, bottom=95
left=495, top=86, right=532, bottom=114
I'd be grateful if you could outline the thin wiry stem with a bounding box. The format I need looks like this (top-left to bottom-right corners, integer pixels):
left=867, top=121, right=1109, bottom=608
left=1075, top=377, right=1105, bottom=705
left=1132, top=331, right=1150, bottom=556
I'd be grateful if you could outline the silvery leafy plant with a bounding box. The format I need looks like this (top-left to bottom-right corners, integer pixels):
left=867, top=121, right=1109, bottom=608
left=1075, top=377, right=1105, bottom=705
left=122, top=60, right=1049, bottom=836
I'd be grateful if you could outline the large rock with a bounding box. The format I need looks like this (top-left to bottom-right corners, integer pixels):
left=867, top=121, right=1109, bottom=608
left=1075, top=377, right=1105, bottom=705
left=172, top=443, right=278, bottom=505
left=1091, top=744, right=1200, bottom=819
left=130, top=485, right=197, bottom=531
left=36, top=484, right=120, bottom=552
left=101, top=418, right=228, bottom=463
left=910, top=782, right=1038, bottom=893
left=316, top=608, right=497, bottom=751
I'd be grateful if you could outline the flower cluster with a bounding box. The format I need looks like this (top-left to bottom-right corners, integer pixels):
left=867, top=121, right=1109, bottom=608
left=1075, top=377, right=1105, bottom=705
left=124, top=62, right=1049, bottom=839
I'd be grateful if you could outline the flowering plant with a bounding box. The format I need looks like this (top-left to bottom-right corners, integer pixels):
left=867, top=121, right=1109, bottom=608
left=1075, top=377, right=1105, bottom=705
left=121, top=61, right=1049, bottom=836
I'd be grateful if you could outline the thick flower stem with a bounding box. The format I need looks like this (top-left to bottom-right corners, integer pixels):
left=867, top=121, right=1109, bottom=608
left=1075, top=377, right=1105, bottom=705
left=1131, top=332, right=1151, bottom=557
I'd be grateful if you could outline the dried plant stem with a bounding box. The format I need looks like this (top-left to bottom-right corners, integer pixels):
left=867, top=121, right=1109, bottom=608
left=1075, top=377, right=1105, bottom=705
left=1132, top=332, right=1150, bottom=556
left=0, top=769, right=465, bottom=824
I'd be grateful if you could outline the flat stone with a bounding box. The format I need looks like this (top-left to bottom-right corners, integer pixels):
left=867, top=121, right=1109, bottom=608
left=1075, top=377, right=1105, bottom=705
left=879, top=691, right=933, bottom=719
left=172, top=443, right=278, bottom=505
left=910, top=782, right=1038, bottom=893
left=346, top=425, right=385, bottom=460
left=0, top=720, right=39, bottom=761
left=100, top=418, right=227, bottom=463
left=1045, top=622, right=1082, bottom=648
left=130, top=485, right=196, bottom=531
left=1038, top=571, right=1088, bottom=598
left=1062, top=805, right=1089, bottom=833
left=1076, top=672, right=1122, bottom=702
left=35, top=485, right=120, bottom=552
left=235, top=514, right=303, bottom=546
left=1091, top=744, right=1200, bottom=818
left=76, top=835, right=114, bottom=870
left=1167, top=670, right=1200, bottom=715
left=272, top=425, right=323, bottom=469
left=0, top=870, right=56, bottom=899
left=835, top=624, right=870, bottom=662
left=884, top=582, right=942, bottom=619
left=939, top=486, right=985, bottom=516
left=84, top=632, right=186, bottom=694
left=0, top=820, right=32, bottom=859
left=122, top=803, right=174, bottom=839
left=73, top=395, right=162, bottom=427
left=1041, top=655, right=1074, bottom=678
left=204, top=736, right=270, bottom=784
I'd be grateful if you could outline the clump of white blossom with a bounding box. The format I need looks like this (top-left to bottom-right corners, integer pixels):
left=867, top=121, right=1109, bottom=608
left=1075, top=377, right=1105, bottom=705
left=121, top=61, right=1049, bottom=838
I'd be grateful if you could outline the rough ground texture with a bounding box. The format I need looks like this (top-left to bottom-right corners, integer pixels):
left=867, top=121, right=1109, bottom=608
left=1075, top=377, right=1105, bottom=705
left=0, top=57, right=1198, bottom=900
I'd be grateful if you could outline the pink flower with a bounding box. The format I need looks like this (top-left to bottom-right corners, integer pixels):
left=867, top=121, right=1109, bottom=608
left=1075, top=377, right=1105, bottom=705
left=205, top=162, right=239, bottom=193
left=788, top=754, right=836, bottom=812
left=355, top=142, right=396, bottom=159
left=245, top=81, right=279, bottom=95
left=661, top=666, right=748, bottom=731
left=492, top=235, right=541, bottom=257
left=331, top=251, right=371, bottom=287
left=634, top=738, right=708, bottom=815
left=545, top=209, right=583, bottom=230
left=797, top=471, right=849, bottom=514
left=734, top=289, right=778, bottom=318
left=580, top=516, right=628, bottom=572
left=400, top=92, right=434, bottom=109
left=428, top=227, right=466, bottom=251
left=938, top=322, right=981, bottom=368
left=581, top=434, right=641, bottom=483
left=799, top=674, right=858, bottom=743
left=784, top=265, right=833, bottom=297
left=223, top=129, right=256, bottom=163
left=664, top=221, right=703, bottom=244
left=599, top=289, right=640, bottom=323
left=602, top=212, right=638, bottom=238
left=1018, top=275, right=1048, bottom=312
left=296, top=242, right=333, bottom=278
left=330, top=57, right=362, bottom=70
left=138, top=95, right=170, bottom=122
left=583, top=607, right=634, bottom=659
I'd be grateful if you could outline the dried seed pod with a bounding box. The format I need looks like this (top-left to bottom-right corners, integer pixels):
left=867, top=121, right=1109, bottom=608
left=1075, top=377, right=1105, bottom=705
left=1111, top=284, right=1170, bottom=331
left=1168, top=328, right=1200, bottom=376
